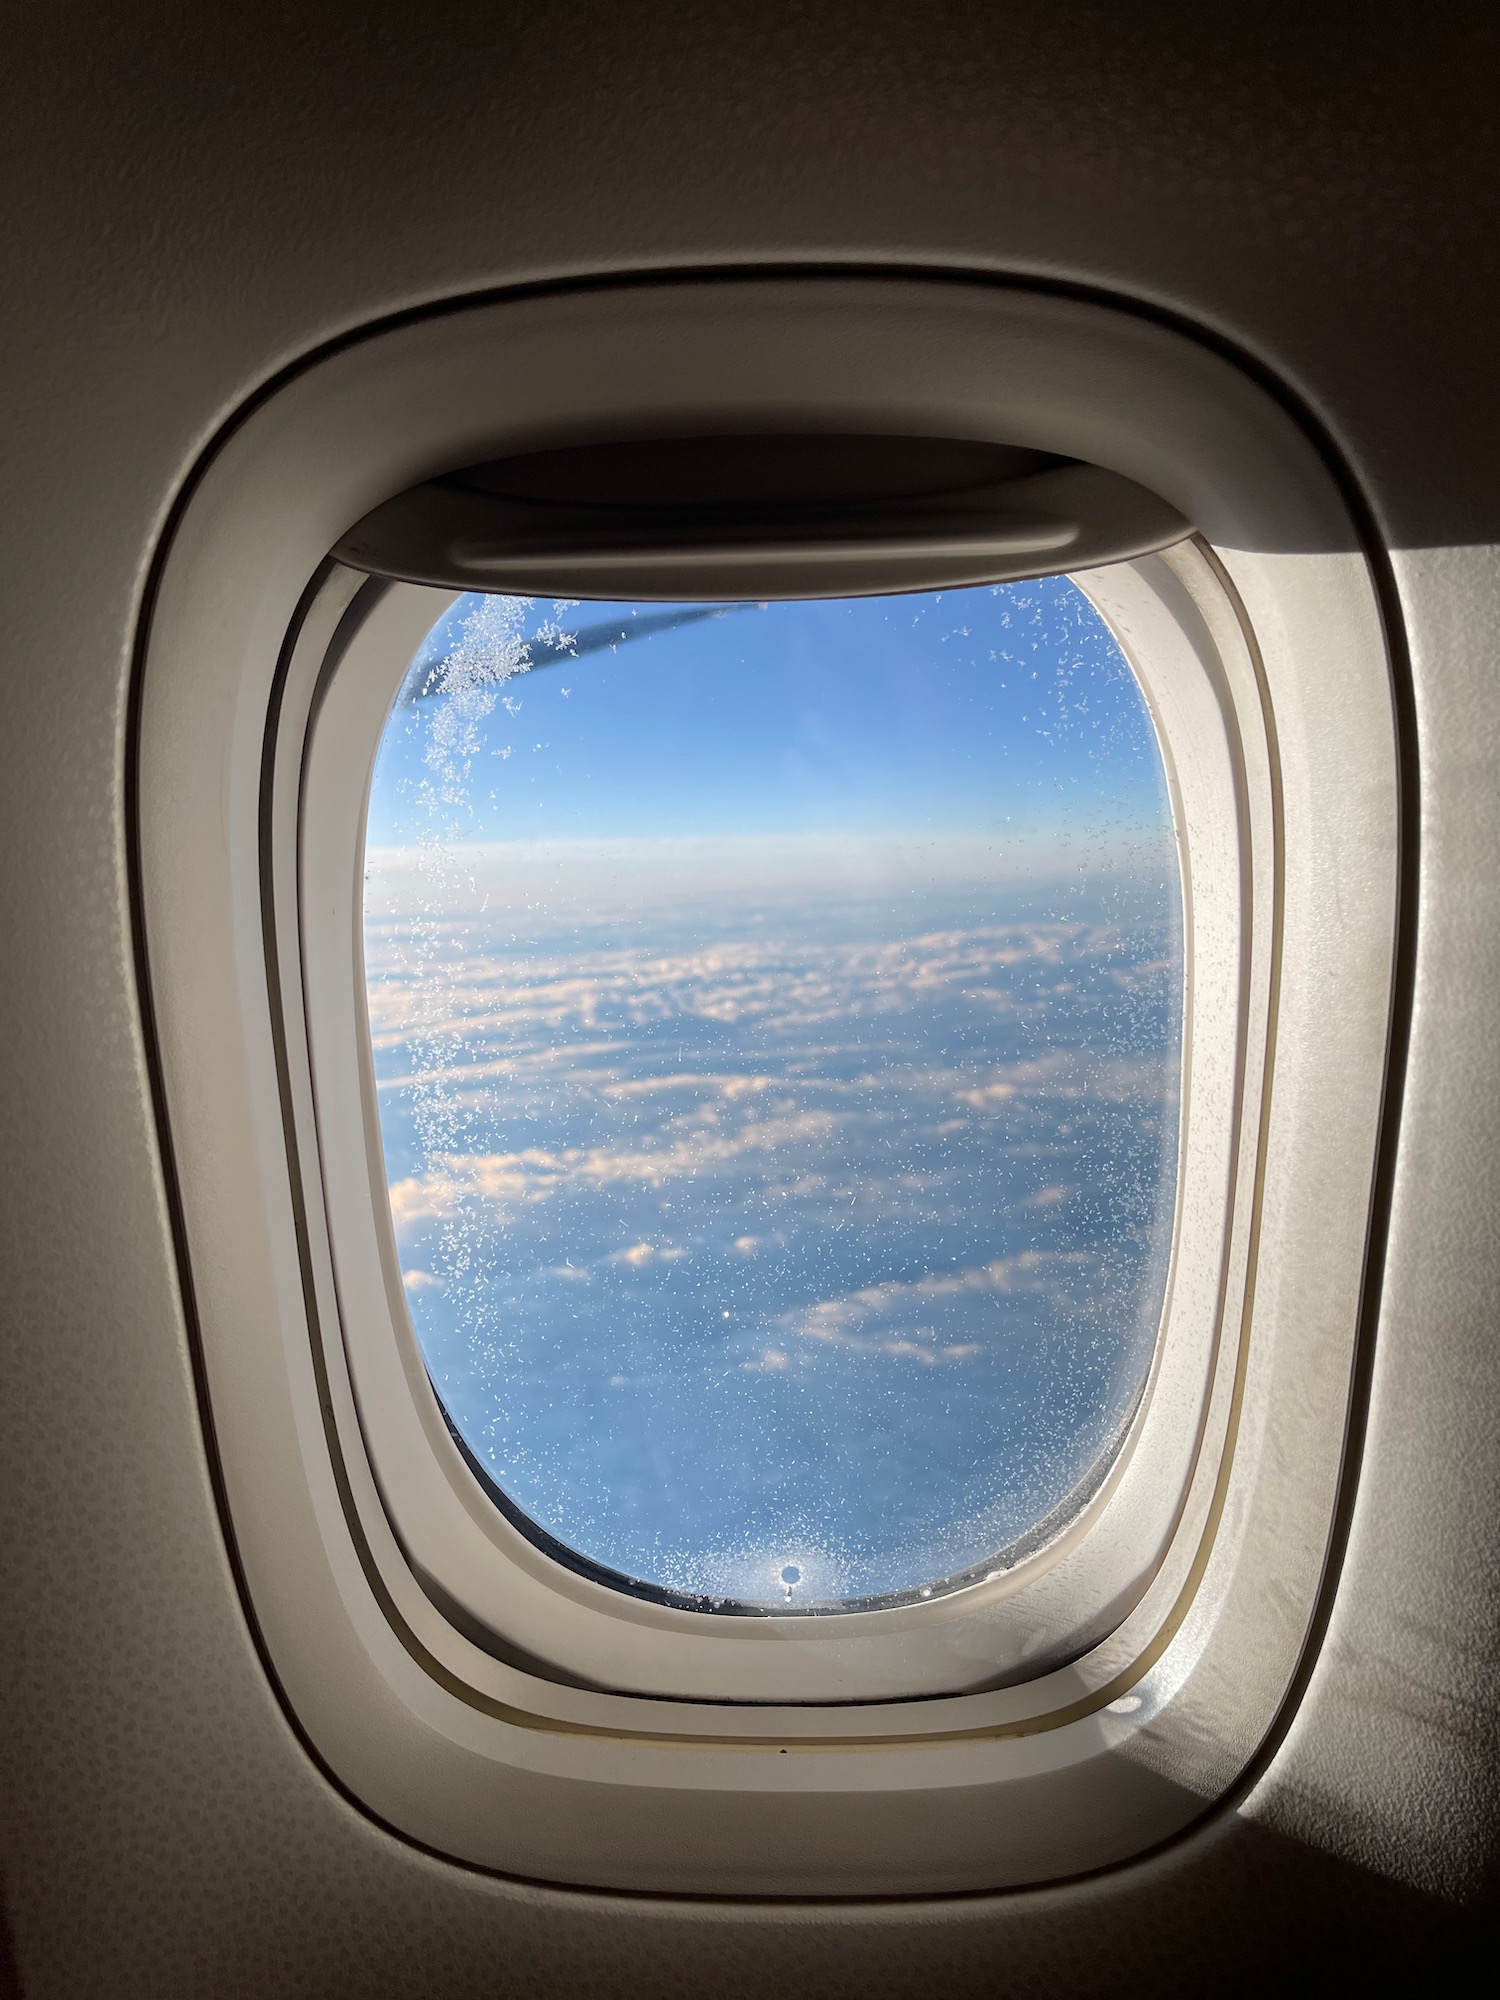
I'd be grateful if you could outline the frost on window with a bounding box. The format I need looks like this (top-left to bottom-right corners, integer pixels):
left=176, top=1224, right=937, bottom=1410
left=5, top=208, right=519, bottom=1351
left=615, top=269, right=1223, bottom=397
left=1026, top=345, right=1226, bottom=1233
left=363, top=581, right=1183, bottom=1611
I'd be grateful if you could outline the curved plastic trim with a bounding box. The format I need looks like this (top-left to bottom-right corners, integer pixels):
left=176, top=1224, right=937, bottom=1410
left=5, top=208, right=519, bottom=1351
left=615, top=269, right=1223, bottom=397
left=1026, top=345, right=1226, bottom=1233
left=135, top=274, right=1397, bottom=1894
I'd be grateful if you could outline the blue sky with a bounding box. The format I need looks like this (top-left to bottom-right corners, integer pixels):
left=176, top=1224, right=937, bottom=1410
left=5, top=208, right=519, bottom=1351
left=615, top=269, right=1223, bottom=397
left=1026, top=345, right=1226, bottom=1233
left=366, top=578, right=1171, bottom=860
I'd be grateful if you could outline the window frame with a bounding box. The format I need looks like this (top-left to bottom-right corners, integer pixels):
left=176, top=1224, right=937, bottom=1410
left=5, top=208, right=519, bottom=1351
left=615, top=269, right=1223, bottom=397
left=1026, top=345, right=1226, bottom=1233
left=293, top=551, right=1249, bottom=1705
left=136, top=275, right=1398, bottom=1893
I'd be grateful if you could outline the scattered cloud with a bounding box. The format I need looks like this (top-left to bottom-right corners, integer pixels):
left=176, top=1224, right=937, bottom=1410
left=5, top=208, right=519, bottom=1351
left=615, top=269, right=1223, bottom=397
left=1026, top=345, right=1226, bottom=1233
left=386, top=1107, right=846, bottom=1230
left=373, top=910, right=1176, bottom=1503
left=609, top=1241, right=686, bottom=1268
left=776, top=1252, right=1095, bottom=1357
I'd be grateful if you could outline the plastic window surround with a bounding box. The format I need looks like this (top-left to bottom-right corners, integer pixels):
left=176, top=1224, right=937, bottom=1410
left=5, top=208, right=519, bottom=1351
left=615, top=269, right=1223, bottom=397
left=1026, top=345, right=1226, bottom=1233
left=137, top=278, right=1397, bottom=1896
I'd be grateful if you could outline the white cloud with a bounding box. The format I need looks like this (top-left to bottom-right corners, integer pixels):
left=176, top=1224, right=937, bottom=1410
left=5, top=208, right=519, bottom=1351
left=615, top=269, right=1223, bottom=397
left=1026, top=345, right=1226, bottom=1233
left=775, top=1251, right=1093, bottom=1356
left=385, top=1105, right=847, bottom=1230
left=609, top=1241, right=686, bottom=1268
left=363, top=922, right=1145, bottom=1090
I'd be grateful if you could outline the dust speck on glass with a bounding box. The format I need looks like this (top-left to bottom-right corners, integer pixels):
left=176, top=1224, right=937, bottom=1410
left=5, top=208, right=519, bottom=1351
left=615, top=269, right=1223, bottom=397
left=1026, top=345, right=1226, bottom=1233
left=363, top=581, right=1183, bottom=1612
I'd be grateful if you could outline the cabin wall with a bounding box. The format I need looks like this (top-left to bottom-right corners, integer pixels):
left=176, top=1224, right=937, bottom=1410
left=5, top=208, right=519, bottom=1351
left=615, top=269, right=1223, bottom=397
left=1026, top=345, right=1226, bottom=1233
left=2, top=5, right=1497, bottom=1991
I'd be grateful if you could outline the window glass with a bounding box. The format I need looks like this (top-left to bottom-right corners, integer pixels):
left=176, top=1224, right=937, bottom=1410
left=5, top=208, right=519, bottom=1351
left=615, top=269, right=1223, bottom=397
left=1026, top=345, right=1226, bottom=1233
left=363, top=581, right=1182, bottom=1611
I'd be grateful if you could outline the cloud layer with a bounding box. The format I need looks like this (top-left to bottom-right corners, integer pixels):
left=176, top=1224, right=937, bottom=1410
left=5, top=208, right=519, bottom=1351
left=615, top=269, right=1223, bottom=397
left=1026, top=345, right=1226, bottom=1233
left=368, top=890, right=1180, bottom=1604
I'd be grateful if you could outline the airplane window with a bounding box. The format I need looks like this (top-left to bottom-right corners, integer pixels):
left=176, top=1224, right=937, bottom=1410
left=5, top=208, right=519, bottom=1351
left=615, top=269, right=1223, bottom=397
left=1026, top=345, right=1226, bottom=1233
left=363, top=581, right=1183, bottom=1612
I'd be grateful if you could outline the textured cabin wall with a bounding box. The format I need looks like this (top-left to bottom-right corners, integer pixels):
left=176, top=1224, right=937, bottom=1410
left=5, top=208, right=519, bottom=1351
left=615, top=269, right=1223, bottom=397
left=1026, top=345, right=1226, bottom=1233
left=2, top=4, right=1497, bottom=1992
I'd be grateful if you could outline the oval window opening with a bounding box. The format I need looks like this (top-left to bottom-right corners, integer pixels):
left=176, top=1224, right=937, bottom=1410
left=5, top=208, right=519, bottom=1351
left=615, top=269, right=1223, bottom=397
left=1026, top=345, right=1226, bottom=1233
left=363, top=581, right=1183, bottom=1613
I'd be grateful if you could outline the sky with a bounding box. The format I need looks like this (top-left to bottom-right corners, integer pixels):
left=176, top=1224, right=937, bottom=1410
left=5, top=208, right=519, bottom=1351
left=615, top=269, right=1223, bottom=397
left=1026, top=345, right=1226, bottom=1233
left=366, top=580, right=1173, bottom=914
left=362, top=580, right=1183, bottom=1611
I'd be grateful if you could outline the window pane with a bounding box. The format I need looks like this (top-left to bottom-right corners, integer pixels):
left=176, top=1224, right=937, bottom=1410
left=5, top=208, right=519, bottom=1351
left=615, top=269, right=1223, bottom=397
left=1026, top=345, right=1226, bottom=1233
left=363, top=582, right=1182, bottom=1611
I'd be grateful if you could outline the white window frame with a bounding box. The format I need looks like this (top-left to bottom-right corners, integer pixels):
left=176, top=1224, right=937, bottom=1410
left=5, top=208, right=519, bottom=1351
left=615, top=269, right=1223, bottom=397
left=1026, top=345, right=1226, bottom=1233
left=295, top=552, right=1235, bottom=1704
left=136, top=277, right=1398, bottom=1894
